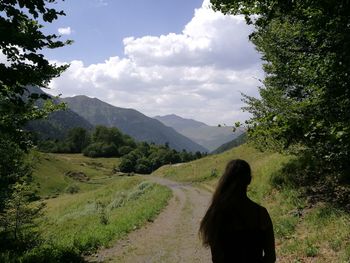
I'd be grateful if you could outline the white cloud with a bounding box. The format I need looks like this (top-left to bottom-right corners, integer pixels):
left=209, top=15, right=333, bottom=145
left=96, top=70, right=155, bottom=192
left=49, top=0, right=262, bottom=125
left=58, top=27, right=72, bottom=35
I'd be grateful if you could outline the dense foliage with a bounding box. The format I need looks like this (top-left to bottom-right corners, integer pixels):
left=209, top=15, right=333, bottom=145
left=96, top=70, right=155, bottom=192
left=38, top=126, right=205, bottom=174
left=211, top=1, right=350, bottom=177
left=211, top=0, right=350, bottom=207
left=0, top=0, right=70, bottom=147
left=0, top=0, right=69, bottom=259
left=0, top=0, right=69, bottom=202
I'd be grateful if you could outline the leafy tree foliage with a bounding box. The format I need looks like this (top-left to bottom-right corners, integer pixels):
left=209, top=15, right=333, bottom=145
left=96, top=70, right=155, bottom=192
left=211, top=0, right=350, bottom=180
left=66, top=127, right=91, bottom=153
left=118, top=158, right=134, bottom=173
left=0, top=139, right=31, bottom=211
left=92, top=126, right=123, bottom=146
left=1, top=0, right=70, bottom=147
left=1, top=0, right=70, bottom=202
left=118, top=144, right=202, bottom=174
left=0, top=183, right=45, bottom=251
left=36, top=125, right=206, bottom=174
left=0, top=0, right=69, bottom=258
left=83, top=142, right=119, bottom=158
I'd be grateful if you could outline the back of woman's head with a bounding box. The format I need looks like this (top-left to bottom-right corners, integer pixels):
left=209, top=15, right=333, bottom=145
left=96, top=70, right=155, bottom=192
left=199, top=159, right=252, bottom=246
left=215, top=159, right=251, bottom=199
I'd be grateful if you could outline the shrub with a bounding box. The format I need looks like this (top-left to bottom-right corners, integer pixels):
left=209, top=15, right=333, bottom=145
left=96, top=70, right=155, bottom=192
left=118, top=145, right=134, bottom=156
left=119, top=158, right=134, bottom=173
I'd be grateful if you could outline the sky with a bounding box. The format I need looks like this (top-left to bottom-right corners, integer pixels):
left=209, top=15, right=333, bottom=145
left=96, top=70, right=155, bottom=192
left=44, top=0, right=263, bottom=125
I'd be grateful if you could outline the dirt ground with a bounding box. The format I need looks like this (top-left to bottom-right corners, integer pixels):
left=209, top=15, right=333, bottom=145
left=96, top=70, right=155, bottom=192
left=87, top=176, right=212, bottom=263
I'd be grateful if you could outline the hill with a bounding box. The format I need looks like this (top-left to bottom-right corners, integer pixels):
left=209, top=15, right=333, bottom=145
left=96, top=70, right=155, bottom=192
left=27, top=152, right=171, bottom=262
left=211, top=132, right=247, bottom=154
left=154, top=114, right=243, bottom=151
left=26, top=145, right=350, bottom=262
left=26, top=110, right=93, bottom=140
left=152, top=144, right=350, bottom=262
left=63, top=96, right=208, bottom=153
left=24, top=87, right=93, bottom=140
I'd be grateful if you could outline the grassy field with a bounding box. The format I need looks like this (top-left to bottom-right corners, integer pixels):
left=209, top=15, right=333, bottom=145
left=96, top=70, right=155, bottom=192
left=20, top=147, right=350, bottom=262
left=18, top=153, right=172, bottom=262
left=30, top=152, right=122, bottom=198
left=153, top=144, right=350, bottom=262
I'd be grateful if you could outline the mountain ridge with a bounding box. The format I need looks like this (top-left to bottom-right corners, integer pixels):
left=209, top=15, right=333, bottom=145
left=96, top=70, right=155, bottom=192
left=154, top=114, right=243, bottom=151
left=63, top=96, right=208, bottom=153
left=24, top=87, right=94, bottom=140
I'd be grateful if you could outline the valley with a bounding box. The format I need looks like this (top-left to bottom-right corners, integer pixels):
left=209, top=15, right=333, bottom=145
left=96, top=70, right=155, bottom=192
left=2, top=1, right=349, bottom=262
left=30, top=145, right=350, bottom=262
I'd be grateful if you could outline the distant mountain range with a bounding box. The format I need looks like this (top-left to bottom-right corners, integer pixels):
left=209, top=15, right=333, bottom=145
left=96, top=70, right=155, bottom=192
left=211, top=132, right=247, bottom=154
left=62, top=96, right=208, bottom=153
left=154, top=114, right=244, bottom=152
left=26, top=88, right=244, bottom=153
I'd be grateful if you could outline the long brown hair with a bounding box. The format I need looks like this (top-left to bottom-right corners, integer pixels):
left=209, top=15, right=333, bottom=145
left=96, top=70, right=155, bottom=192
left=199, top=159, right=252, bottom=246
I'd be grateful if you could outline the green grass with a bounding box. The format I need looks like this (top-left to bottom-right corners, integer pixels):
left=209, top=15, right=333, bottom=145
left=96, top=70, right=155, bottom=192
left=40, top=177, right=171, bottom=251
left=30, top=152, right=121, bottom=197
left=22, top=146, right=350, bottom=262
left=152, top=144, right=350, bottom=263
left=22, top=176, right=172, bottom=262
left=14, top=153, right=172, bottom=262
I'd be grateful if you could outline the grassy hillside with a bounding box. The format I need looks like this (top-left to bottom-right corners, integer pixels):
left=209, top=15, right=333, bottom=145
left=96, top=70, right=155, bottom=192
left=153, top=144, right=350, bottom=262
left=17, top=153, right=172, bottom=262
left=31, top=153, right=121, bottom=197
left=34, top=177, right=171, bottom=262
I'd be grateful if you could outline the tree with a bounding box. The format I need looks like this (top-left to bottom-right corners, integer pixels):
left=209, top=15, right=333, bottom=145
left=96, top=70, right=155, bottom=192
left=211, top=0, right=350, bottom=179
left=0, top=140, right=31, bottom=211
left=66, top=127, right=91, bottom=153
left=1, top=0, right=71, bottom=147
left=92, top=126, right=123, bottom=147
left=0, top=0, right=70, bottom=256
left=119, top=158, right=135, bottom=173
left=135, top=158, right=152, bottom=174
left=1, top=0, right=70, bottom=203
left=0, top=183, right=45, bottom=251
left=83, top=142, right=119, bottom=157
left=118, top=145, right=134, bottom=156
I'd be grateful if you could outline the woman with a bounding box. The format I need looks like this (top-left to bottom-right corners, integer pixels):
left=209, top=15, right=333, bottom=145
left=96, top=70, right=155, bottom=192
left=200, top=159, right=276, bottom=263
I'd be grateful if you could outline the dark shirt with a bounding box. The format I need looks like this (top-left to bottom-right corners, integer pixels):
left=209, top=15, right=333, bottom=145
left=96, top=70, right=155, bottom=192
left=210, top=200, right=275, bottom=263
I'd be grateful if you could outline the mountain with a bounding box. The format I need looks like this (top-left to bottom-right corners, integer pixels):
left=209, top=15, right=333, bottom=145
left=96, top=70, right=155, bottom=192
left=154, top=114, right=243, bottom=151
left=26, top=110, right=93, bottom=140
left=154, top=114, right=208, bottom=130
left=24, top=87, right=93, bottom=140
left=211, top=132, right=247, bottom=154
left=63, top=96, right=208, bottom=153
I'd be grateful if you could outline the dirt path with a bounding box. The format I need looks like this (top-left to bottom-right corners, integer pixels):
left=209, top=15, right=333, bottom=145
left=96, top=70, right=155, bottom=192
left=87, top=176, right=212, bottom=263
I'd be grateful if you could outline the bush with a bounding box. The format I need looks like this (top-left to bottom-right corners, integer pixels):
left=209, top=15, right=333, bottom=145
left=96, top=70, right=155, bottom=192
left=135, top=158, right=152, bottom=174
left=118, top=145, right=134, bottom=156
left=119, top=158, right=134, bottom=173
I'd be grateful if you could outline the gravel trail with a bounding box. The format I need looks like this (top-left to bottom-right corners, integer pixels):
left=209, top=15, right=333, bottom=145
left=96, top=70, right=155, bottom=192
left=87, top=176, right=212, bottom=263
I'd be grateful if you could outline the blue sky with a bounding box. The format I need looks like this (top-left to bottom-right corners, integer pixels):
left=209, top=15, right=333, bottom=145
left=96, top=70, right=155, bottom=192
left=3, top=0, right=262, bottom=125
left=44, top=0, right=203, bottom=64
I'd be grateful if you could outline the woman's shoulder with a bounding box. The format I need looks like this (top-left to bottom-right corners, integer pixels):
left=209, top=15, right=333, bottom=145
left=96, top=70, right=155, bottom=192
left=248, top=200, right=272, bottom=229
left=258, top=205, right=273, bottom=230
